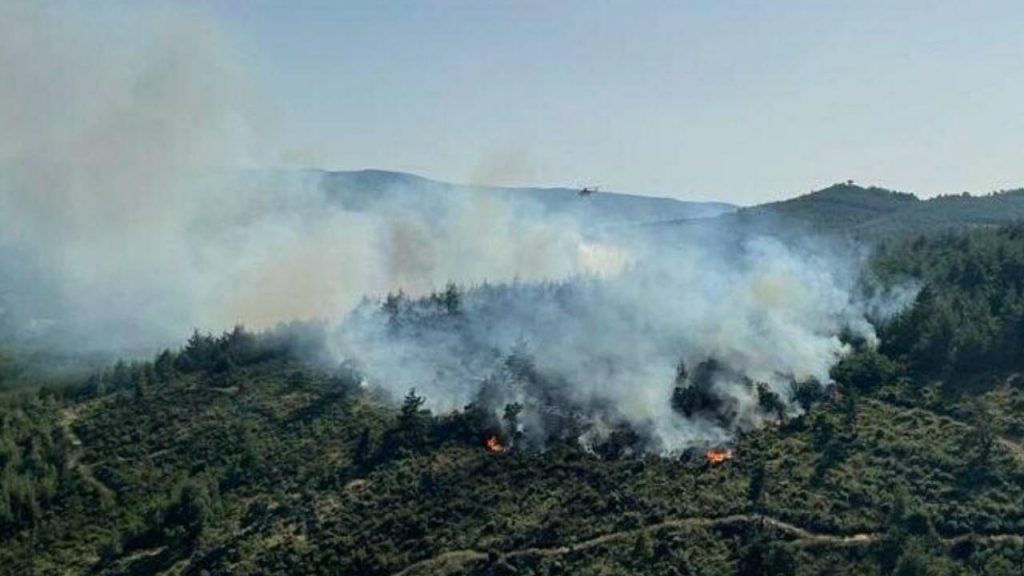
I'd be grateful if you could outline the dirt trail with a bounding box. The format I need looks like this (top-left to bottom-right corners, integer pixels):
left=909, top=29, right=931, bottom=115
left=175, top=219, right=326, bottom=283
left=390, top=395, right=1024, bottom=575
left=389, top=514, right=871, bottom=576
left=391, top=550, right=488, bottom=576
left=61, top=408, right=116, bottom=500
left=390, top=510, right=1024, bottom=576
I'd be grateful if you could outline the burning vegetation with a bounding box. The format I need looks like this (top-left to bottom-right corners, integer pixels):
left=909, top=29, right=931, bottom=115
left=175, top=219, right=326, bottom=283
left=705, top=448, right=733, bottom=465
left=485, top=435, right=505, bottom=454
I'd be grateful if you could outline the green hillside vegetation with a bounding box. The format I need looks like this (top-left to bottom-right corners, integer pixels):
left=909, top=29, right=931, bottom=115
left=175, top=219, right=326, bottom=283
left=4, top=222, right=1024, bottom=574
left=746, top=183, right=920, bottom=233
left=875, top=223, right=1024, bottom=382
left=657, top=183, right=1024, bottom=242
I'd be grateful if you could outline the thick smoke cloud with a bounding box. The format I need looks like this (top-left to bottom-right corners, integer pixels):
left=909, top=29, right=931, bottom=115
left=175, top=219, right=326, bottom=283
left=0, top=1, right=249, bottom=349
left=0, top=3, right=910, bottom=452
left=329, top=233, right=908, bottom=452
left=0, top=3, right=604, bottom=352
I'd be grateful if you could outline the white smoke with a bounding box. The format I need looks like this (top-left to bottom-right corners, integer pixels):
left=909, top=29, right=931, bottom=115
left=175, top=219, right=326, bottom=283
left=0, top=3, right=608, bottom=352
left=327, top=231, right=904, bottom=452
left=0, top=1, right=251, bottom=349
left=0, top=3, right=910, bottom=452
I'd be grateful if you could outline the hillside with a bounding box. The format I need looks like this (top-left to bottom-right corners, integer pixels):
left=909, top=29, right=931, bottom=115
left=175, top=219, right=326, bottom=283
left=3, top=324, right=1023, bottom=575
left=653, top=183, right=1024, bottom=242
left=11, top=4, right=1024, bottom=575
left=855, top=190, right=1024, bottom=238
left=318, top=169, right=738, bottom=226
left=319, top=174, right=1024, bottom=240
left=4, top=222, right=1024, bottom=574
left=746, top=183, right=920, bottom=234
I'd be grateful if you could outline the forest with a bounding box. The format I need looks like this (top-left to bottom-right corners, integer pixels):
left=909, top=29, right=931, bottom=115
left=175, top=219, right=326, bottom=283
left=2, top=220, right=1024, bottom=575
left=6, top=1, right=1024, bottom=573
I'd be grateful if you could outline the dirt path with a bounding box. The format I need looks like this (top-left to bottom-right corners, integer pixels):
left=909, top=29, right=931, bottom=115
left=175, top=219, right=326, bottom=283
left=61, top=407, right=116, bottom=500
left=390, top=511, right=1024, bottom=576
left=390, top=550, right=488, bottom=576
left=389, top=514, right=873, bottom=576
left=393, top=390, right=1024, bottom=576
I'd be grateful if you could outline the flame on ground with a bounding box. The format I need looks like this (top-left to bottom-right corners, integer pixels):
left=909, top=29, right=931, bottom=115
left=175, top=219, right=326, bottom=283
left=706, top=448, right=733, bottom=465
left=485, top=435, right=505, bottom=454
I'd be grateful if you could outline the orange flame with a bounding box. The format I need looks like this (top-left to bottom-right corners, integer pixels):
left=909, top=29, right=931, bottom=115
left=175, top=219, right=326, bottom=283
left=706, top=448, right=733, bottom=465
left=485, top=435, right=505, bottom=454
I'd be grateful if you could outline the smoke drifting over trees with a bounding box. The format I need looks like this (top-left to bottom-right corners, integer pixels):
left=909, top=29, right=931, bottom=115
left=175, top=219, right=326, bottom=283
left=331, top=235, right=910, bottom=452
left=0, top=2, right=911, bottom=451
left=0, top=2, right=606, bottom=351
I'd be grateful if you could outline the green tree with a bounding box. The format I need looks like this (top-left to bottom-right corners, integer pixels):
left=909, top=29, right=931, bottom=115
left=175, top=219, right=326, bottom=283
left=789, top=378, right=823, bottom=412
left=631, top=529, right=653, bottom=562
left=441, top=282, right=461, bottom=316
left=756, top=383, right=786, bottom=422
left=353, top=426, right=374, bottom=469
left=892, top=539, right=938, bottom=576
left=165, top=477, right=219, bottom=542
left=965, top=399, right=996, bottom=479
left=748, top=457, right=768, bottom=514
left=830, top=349, right=899, bottom=392
left=396, top=389, right=428, bottom=451
left=154, top=349, right=176, bottom=382
left=502, top=402, right=522, bottom=446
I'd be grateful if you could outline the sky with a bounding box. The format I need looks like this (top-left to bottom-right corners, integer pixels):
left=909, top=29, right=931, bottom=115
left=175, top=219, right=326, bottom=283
left=201, top=1, right=1023, bottom=204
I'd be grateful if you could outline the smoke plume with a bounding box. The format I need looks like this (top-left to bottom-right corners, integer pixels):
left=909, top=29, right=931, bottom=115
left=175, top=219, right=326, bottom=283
left=0, top=2, right=603, bottom=352
left=0, top=3, right=910, bottom=451
left=329, top=231, right=906, bottom=452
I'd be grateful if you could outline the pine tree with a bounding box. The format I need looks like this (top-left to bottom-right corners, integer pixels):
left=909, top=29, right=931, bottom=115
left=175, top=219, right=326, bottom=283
left=441, top=282, right=461, bottom=316
left=353, top=427, right=374, bottom=469
left=397, top=389, right=428, bottom=450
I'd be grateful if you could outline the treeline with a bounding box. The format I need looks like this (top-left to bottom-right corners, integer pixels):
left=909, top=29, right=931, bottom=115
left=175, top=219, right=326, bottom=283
left=872, top=223, right=1024, bottom=380
left=33, top=324, right=324, bottom=404
left=0, top=325, right=304, bottom=542
left=4, top=219, right=1024, bottom=574
left=371, top=279, right=585, bottom=330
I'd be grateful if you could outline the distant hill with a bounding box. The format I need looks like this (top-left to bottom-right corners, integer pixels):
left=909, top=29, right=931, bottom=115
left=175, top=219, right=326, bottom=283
left=317, top=169, right=738, bottom=226
left=745, top=183, right=920, bottom=233
left=275, top=169, right=1024, bottom=247
left=853, top=189, right=1024, bottom=238
left=653, top=182, right=1024, bottom=241
left=270, top=170, right=1024, bottom=241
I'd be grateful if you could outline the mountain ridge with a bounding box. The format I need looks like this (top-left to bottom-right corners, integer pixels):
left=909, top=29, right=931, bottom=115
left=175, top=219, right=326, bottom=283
left=316, top=170, right=1024, bottom=240
left=653, top=181, right=1024, bottom=240
left=316, top=169, right=739, bottom=225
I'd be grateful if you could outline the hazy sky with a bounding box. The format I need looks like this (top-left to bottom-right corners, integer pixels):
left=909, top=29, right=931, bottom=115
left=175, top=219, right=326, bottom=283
left=206, top=1, right=1024, bottom=204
